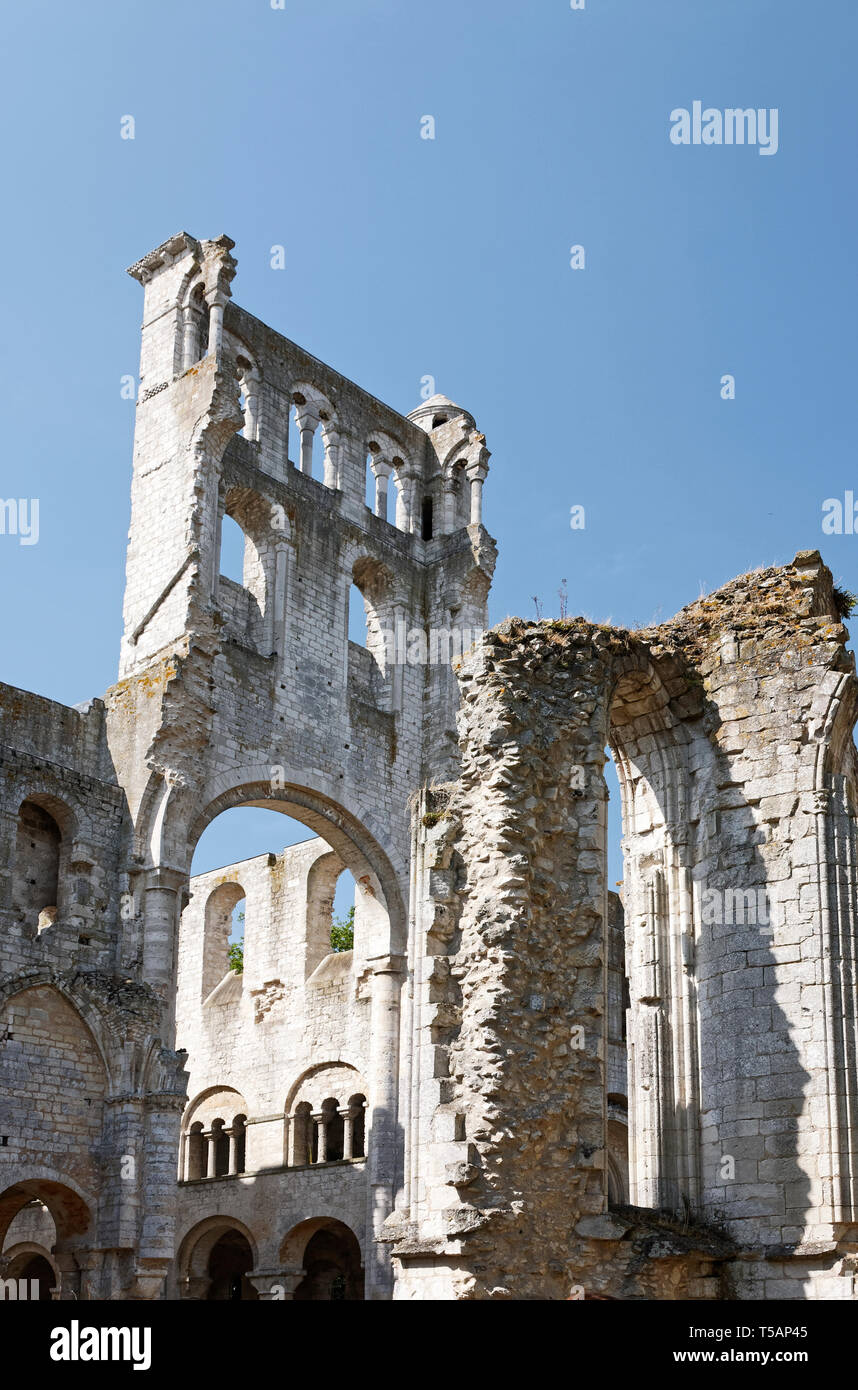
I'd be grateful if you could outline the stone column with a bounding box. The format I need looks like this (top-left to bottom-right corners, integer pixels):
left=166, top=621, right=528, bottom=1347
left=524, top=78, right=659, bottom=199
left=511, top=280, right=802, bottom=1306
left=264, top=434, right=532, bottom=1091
left=242, top=368, right=261, bottom=442
left=389, top=602, right=406, bottom=715
left=293, top=407, right=318, bottom=475
left=273, top=541, right=290, bottom=660
left=181, top=305, right=198, bottom=370
left=141, top=867, right=186, bottom=1014
left=365, top=953, right=405, bottom=1300
left=102, top=1095, right=144, bottom=1251
left=138, top=1057, right=188, bottom=1291
left=228, top=1126, right=239, bottom=1176
left=313, top=1112, right=328, bottom=1164
left=205, top=1129, right=217, bottom=1179
left=206, top=289, right=228, bottom=358
left=442, top=477, right=458, bottom=533
left=342, top=1106, right=354, bottom=1160
left=301, top=427, right=314, bottom=473
left=321, top=422, right=338, bottom=488
left=394, top=465, right=419, bottom=533
left=370, top=458, right=392, bottom=519
left=466, top=461, right=488, bottom=527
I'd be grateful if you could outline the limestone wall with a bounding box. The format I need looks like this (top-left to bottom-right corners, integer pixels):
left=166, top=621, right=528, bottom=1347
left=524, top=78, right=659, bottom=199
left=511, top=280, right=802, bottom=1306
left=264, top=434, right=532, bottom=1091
left=176, top=838, right=371, bottom=1175
left=3, top=225, right=858, bottom=1304
left=392, top=550, right=858, bottom=1300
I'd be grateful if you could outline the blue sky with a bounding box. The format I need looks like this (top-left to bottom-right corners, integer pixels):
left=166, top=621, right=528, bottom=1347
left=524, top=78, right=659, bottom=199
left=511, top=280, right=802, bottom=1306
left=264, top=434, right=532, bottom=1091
left=2, top=0, right=855, bottom=895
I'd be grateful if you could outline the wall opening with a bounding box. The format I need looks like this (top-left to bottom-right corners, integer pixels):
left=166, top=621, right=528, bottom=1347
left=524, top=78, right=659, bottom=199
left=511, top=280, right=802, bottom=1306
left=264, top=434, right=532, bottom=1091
left=14, top=799, right=62, bottom=929
left=185, top=804, right=391, bottom=997
left=206, top=1230, right=258, bottom=1301
left=200, top=881, right=245, bottom=1003
left=349, top=556, right=394, bottom=695
left=190, top=283, right=208, bottom=360
left=285, top=1067, right=368, bottom=1168
left=292, top=1222, right=364, bottom=1301
left=332, top=868, right=356, bottom=952
left=216, top=491, right=271, bottom=651
left=348, top=584, right=369, bottom=648
left=603, top=746, right=629, bottom=1207
left=219, top=513, right=246, bottom=586
left=311, top=423, right=326, bottom=480
left=181, top=1088, right=250, bottom=1182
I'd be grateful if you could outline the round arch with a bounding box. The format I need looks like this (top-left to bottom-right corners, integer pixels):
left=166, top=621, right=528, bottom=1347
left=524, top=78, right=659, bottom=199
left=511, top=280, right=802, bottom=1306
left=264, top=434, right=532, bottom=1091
left=283, top=1060, right=365, bottom=1118
left=176, top=1215, right=259, bottom=1293
left=279, top=1215, right=364, bottom=1269
left=182, top=1083, right=251, bottom=1129
left=0, top=973, right=116, bottom=1092
left=0, top=1176, right=92, bottom=1252
left=2, top=1244, right=61, bottom=1299
left=178, top=774, right=407, bottom=957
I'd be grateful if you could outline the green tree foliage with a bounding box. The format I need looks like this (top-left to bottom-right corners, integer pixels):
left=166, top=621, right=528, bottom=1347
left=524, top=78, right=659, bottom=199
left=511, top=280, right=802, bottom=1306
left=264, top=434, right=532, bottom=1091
left=331, top=904, right=354, bottom=952
left=229, top=909, right=244, bottom=973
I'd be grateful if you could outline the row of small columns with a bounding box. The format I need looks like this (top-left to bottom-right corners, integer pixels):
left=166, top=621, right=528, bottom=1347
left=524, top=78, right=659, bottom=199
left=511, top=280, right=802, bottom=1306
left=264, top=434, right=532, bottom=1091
left=312, top=1101, right=366, bottom=1164
left=199, top=1120, right=246, bottom=1179
left=177, top=295, right=489, bottom=530
left=180, top=291, right=260, bottom=441
left=178, top=318, right=489, bottom=530
left=369, top=456, right=489, bottom=533
left=237, top=364, right=261, bottom=442
left=292, top=404, right=339, bottom=488
left=181, top=288, right=229, bottom=371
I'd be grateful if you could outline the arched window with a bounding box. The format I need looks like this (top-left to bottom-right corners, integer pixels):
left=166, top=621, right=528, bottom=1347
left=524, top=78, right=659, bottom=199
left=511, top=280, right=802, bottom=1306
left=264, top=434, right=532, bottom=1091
left=187, top=1122, right=205, bottom=1181
left=182, top=1088, right=249, bottom=1180
left=292, top=1102, right=313, bottom=1167
left=235, top=355, right=260, bottom=441
left=421, top=496, right=434, bottom=540
left=291, top=388, right=337, bottom=486
left=349, top=1093, right=367, bottom=1159
left=219, top=514, right=246, bottom=585
left=365, top=453, right=393, bottom=521
left=232, top=1114, right=247, bottom=1175
left=206, top=1230, right=258, bottom=1301
left=322, top=1097, right=344, bottom=1162
left=331, top=868, right=356, bottom=953
left=350, top=556, right=394, bottom=681
left=311, top=423, right=327, bottom=480
left=348, top=584, right=369, bottom=648
left=291, top=406, right=326, bottom=479
left=216, top=492, right=269, bottom=652
left=201, top=882, right=245, bottom=1003
left=285, top=1065, right=367, bottom=1166
left=290, top=1223, right=363, bottom=1301
left=211, top=1118, right=229, bottom=1177
left=14, top=800, right=61, bottom=931
left=190, top=283, right=208, bottom=361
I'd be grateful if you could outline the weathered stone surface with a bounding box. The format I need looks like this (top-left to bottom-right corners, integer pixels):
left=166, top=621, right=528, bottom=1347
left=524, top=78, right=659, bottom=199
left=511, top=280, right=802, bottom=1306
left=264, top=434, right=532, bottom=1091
left=2, top=232, right=858, bottom=1301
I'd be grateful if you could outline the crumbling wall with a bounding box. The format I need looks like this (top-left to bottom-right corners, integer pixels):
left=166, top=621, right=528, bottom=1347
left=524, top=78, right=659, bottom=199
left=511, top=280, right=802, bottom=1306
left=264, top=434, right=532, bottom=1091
left=391, top=550, right=858, bottom=1299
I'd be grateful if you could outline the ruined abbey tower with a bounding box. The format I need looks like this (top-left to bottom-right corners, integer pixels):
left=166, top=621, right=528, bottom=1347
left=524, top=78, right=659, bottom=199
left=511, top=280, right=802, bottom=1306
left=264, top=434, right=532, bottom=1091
left=2, top=231, right=858, bottom=1301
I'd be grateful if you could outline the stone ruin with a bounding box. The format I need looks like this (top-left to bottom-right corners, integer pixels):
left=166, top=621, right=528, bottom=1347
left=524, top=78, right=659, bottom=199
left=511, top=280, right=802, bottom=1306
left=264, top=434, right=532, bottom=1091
left=1, top=231, right=857, bottom=1300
